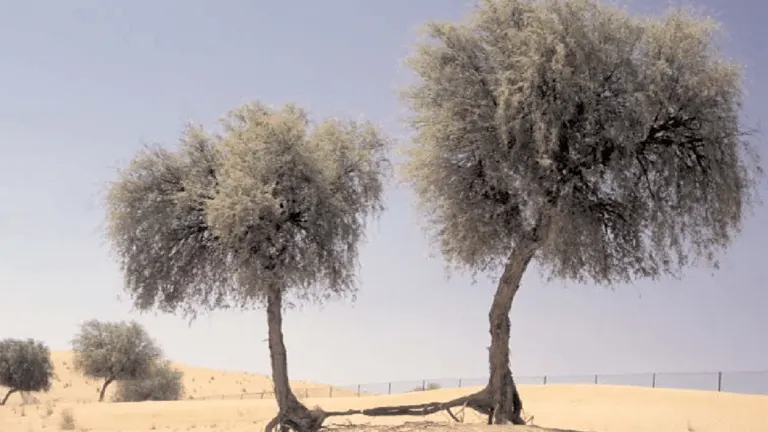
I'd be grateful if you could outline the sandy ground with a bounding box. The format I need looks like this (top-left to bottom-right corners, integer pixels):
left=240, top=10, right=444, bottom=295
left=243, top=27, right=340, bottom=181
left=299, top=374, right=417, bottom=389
left=1, top=352, right=767, bottom=432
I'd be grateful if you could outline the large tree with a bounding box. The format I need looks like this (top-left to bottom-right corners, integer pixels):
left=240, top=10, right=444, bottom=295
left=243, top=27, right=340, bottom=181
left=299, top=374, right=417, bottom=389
left=400, top=0, right=760, bottom=424
left=105, top=102, right=388, bottom=431
left=71, top=319, right=163, bottom=402
left=0, top=339, right=54, bottom=405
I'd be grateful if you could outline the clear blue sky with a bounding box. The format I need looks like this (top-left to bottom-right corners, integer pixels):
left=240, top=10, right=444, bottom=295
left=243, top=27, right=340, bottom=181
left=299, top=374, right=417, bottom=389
left=0, top=0, right=766, bottom=390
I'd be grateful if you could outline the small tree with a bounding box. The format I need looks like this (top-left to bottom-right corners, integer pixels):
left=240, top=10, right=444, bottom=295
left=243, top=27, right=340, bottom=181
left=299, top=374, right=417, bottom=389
left=0, top=339, right=53, bottom=405
left=400, top=0, right=760, bottom=425
left=71, top=320, right=163, bottom=402
left=104, top=102, right=389, bottom=431
left=113, top=360, right=184, bottom=402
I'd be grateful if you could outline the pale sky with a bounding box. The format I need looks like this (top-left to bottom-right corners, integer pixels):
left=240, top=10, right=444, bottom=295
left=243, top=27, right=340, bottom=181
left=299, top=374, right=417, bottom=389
left=0, top=0, right=766, bottom=395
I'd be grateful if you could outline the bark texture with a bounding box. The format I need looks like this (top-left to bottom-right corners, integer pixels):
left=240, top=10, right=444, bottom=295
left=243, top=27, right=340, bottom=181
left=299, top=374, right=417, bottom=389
left=486, top=241, right=537, bottom=424
left=264, top=287, right=326, bottom=432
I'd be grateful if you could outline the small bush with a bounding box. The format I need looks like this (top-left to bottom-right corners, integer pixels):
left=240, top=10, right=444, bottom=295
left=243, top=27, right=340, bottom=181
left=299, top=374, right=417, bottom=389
left=59, top=408, right=76, bottom=430
left=113, top=360, right=184, bottom=402
left=409, top=382, right=441, bottom=392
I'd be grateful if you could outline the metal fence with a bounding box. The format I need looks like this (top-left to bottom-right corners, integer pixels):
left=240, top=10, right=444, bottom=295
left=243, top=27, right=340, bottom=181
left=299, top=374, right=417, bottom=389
left=193, top=369, right=768, bottom=401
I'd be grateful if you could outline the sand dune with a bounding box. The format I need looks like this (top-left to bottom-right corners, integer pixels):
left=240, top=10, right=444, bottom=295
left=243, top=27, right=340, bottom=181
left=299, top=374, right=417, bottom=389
left=1, top=352, right=767, bottom=431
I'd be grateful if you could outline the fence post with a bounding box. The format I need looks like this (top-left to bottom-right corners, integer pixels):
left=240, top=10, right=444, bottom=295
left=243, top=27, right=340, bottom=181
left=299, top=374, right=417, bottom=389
left=357, top=384, right=361, bottom=397
left=717, top=371, right=723, bottom=392
left=458, top=378, right=462, bottom=388
left=305, top=388, right=309, bottom=398
left=329, top=386, right=333, bottom=398
left=422, top=380, right=426, bottom=391
left=594, top=374, right=599, bottom=385
left=651, top=373, right=656, bottom=388
left=388, top=382, right=392, bottom=395
left=543, top=375, right=547, bottom=385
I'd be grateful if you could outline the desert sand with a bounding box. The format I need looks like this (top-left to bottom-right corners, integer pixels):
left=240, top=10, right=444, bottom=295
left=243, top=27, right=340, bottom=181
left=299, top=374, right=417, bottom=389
left=1, top=352, right=767, bottom=432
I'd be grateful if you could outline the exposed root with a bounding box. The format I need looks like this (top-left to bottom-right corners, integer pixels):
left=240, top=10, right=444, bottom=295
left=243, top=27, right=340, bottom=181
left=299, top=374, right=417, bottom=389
left=265, top=384, right=525, bottom=431
left=324, top=421, right=447, bottom=432
left=444, top=407, right=461, bottom=423
left=322, top=387, right=510, bottom=426
left=265, top=405, right=328, bottom=432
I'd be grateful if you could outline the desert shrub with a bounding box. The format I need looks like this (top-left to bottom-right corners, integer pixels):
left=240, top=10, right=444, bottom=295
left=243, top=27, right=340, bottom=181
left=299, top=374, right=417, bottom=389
left=113, top=360, right=184, bottom=402
left=0, top=338, right=53, bottom=405
left=410, top=382, right=441, bottom=392
left=59, top=408, right=76, bottom=430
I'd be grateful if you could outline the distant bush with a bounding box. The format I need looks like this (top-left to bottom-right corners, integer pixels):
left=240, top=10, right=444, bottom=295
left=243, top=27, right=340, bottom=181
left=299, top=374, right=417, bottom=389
left=113, top=360, right=184, bottom=402
left=409, top=382, right=441, bottom=392
left=0, top=339, right=54, bottom=405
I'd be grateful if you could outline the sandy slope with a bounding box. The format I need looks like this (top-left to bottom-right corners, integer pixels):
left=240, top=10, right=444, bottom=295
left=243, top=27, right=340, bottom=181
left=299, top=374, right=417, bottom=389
left=1, top=352, right=767, bottom=431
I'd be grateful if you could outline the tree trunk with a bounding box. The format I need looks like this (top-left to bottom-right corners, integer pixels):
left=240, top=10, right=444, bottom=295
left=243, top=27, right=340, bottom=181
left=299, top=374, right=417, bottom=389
left=1, top=388, right=17, bottom=405
left=486, top=241, right=538, bottom=425
left=99, top=377, right=114, bottom=402
left=265, top=287, right=325, bottom=432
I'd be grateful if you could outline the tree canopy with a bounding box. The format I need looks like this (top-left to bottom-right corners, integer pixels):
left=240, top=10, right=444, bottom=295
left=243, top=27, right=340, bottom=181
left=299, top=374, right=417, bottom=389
left=105, top=102, right=389, bottom=315
left=0, top=338, right=54, bottom=405
left=402, top=0, right=760, bottom=283
left=72, top=319, right=163, bottom=401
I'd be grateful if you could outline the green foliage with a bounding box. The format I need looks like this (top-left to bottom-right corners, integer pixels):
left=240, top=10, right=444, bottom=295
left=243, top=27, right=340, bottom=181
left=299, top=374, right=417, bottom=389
left=0, top=339, right=53, bottom=395
left=71, top=320, right=163, bottom=382
left=104, top=102, right=390, bottom=316
left=113, top=360, right=184, bottom=402
left=401, top=0, right=760, bottom=283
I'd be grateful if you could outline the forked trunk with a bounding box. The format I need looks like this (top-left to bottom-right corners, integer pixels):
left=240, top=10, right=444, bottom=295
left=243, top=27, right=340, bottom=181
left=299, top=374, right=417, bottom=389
left=265, top=287, right=325, bottom=432
left=486, top=241, right=538, bottom=425
left=99, top=377, right=114, bottom=402
left=1, top=388, right=17, bottom=405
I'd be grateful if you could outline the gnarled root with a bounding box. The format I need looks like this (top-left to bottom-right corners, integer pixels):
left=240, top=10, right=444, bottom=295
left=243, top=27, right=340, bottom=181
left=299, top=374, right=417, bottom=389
left=490, top=368, right=525, bottom=425
left=265, top=402, right=329, bottom=432
left=346, top=371, right=524, bottom=425
left=265, top=374, right=524, bottom=431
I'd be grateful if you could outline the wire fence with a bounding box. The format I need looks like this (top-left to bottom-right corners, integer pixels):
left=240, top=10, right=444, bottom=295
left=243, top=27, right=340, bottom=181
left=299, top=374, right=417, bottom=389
left=193, top=369, right=768, bottom=401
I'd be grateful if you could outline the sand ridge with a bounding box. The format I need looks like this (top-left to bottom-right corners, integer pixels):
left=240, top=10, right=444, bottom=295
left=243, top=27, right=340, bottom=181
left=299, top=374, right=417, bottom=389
left=1, top=352, right=767, bottom=431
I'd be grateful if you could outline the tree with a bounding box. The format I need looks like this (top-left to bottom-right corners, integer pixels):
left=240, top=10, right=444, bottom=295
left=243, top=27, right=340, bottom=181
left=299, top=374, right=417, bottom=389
left=399, top=0, right=760, bottom=425
left=71, top=320, right=163, bottom=402
left=0, top=339, right=53, bottom=405
left=113, top=360, right=184, bottom=402
left=104, top=102, right=389, bottom=431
